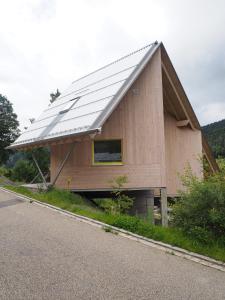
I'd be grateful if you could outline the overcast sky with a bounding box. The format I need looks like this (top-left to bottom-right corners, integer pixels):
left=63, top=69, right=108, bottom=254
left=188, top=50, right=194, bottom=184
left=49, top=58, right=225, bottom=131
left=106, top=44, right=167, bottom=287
left=0, top=0, right=225, bottom=129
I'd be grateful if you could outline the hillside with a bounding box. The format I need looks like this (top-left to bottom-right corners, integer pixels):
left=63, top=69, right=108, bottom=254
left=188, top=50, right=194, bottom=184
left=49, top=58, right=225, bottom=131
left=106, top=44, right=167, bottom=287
left=202, top=119, right=225, bottom=158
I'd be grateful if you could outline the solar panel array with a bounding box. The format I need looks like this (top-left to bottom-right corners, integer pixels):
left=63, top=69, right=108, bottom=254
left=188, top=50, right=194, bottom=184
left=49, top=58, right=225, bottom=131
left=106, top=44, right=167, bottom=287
left=12, top=43, right=157, bottom=147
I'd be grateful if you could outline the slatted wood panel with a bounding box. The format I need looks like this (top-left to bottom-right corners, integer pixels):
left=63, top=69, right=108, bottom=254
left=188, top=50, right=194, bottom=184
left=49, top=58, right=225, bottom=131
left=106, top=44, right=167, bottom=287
left=164, top=111, right=203, bottom=195
left=50, top=49, right=166, bottom=190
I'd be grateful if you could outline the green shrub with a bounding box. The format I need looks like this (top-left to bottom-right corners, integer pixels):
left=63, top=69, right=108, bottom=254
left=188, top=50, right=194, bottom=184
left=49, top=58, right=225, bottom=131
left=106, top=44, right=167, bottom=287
left=0, top=166, right=10, bottom=177
left=110, top=214, right=141, bottom=231
left=11, top=159, right=36, bottom=182
left=93, top=198, right=118, bottom=214
left=172, top=166, right=225, bottom=243
left=94, top=176, right=134, bottom=214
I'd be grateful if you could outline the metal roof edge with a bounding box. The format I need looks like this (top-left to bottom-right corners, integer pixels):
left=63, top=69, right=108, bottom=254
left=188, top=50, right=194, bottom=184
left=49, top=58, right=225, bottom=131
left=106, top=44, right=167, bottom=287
left=90, top=41, right=161, bottom=130
left=71, top=42, right=157, bottom=85
left=6, top=128, right=101, bottom=150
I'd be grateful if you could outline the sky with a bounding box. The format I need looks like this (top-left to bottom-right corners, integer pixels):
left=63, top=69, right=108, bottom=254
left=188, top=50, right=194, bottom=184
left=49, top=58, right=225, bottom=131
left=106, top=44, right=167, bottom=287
left=0, top=0, right=225, bottom=129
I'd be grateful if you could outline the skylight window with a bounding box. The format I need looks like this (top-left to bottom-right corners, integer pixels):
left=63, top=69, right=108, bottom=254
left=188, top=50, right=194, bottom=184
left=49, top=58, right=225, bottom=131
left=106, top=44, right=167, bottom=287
left=59, top=96, right=81, bottom=114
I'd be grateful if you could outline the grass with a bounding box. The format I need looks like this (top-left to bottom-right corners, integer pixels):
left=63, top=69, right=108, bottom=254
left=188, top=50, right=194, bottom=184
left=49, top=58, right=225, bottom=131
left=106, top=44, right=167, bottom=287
left=4, top=185, right=225, bottom=263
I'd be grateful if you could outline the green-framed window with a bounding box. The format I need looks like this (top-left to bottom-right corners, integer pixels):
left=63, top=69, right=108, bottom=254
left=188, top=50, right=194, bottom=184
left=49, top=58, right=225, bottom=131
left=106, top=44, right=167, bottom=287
left=92, top=140, right=122, bottom=165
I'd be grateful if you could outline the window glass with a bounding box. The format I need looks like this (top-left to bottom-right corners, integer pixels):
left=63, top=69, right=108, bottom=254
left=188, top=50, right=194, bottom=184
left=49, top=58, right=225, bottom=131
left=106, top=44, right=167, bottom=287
left=94, top=140, right=122, bottom=163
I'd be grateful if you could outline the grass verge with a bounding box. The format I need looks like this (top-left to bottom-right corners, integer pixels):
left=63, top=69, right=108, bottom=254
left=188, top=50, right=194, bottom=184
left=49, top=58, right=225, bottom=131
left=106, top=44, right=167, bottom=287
left=4, top=185, right=225, bottom=263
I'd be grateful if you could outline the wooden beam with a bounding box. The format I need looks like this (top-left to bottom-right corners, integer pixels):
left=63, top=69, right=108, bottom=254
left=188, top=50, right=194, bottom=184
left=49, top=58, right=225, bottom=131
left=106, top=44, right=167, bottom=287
left=163, top=89, right=180, bottom=120
left=176, top=120, right=189, bottom=127
left=162, top=63, right=195, bottom=130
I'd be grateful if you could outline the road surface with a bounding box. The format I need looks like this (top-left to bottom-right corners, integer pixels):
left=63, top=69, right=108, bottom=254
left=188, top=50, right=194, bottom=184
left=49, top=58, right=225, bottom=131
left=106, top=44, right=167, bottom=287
left=0, top=188, right=225, bottom=300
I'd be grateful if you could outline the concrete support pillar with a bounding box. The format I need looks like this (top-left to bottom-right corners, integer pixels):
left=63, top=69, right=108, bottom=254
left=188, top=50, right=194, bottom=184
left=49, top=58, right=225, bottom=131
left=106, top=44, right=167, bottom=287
left=145, top=190, right=155, bottom=224
left=160, top=188, right=168, bottom=227
left=130, top=190, right=154, bottom=224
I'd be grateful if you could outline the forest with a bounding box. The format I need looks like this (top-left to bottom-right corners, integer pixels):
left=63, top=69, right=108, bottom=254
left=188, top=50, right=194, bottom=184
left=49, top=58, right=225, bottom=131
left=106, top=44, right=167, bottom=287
left=202, top=119, right=225, bottom=158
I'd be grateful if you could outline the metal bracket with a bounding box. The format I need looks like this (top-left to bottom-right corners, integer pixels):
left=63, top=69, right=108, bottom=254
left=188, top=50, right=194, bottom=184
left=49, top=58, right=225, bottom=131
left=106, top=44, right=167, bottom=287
left=32, top=154, right=48, bottom=189
left=89, top=133, right=97, bottom=139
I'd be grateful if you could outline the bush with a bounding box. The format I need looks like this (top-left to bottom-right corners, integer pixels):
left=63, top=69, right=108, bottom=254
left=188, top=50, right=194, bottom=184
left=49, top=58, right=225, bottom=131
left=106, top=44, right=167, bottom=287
left=93, top=198, right=119, bottom=214
left=11, top=159, right=36, bottom=182
left=110, top=175, right=134, bottom=214
left=0, top=166, right=10, bottom=176
left=94, top=176, right=134, bottom=214
left=172, top=166, right=225, bottom=243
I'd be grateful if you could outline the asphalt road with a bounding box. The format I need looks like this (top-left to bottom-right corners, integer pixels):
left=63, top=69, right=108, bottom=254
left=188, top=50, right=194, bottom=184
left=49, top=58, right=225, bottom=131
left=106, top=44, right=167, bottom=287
left=0, top=189, right=225, bottom=300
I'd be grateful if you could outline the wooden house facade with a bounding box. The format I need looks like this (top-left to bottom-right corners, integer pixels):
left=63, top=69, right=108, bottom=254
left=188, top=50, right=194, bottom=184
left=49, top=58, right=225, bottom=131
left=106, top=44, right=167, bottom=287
left=9, top=42, right=218, bottom=225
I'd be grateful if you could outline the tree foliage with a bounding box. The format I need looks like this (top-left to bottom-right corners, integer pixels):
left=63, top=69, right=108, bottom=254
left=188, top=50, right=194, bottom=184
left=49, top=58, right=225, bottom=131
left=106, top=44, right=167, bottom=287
left=50, top=89, right=61, bottom=103
left=0, top=94, right=19, bottom=164
left=23, top=147, right=50, bottom=176
left=202, top=119, right=225, bottom=158
left=8, top=147, right=50, bottom=183
left=11, top=160, right=36, bottom=182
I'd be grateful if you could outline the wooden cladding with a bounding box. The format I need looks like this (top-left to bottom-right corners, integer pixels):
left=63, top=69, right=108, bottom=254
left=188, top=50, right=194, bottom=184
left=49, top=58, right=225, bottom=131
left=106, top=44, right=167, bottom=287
left=50, top=49, right=166, bottom=191
left=50, top=45, right=216, bottom=195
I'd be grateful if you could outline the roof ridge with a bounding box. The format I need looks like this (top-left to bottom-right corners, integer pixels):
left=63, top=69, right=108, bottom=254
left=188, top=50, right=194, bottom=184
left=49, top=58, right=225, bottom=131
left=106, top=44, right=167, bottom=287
left=71, top=41, right=158, bottom=84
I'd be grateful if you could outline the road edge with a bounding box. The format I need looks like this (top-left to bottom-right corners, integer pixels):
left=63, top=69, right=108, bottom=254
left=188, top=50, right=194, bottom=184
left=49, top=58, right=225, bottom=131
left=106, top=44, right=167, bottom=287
left=1, top=187, right=225, bottom=272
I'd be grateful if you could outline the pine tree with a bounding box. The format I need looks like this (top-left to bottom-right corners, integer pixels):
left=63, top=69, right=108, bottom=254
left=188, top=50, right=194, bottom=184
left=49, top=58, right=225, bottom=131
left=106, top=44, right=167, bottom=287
left=0, top=94, right=20, bottom=164
left=50, top=89, right=61, bottom=103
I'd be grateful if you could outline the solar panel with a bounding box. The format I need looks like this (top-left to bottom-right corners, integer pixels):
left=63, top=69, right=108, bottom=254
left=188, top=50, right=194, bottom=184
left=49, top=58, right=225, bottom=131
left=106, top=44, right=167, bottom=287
left=10, top=42, right=159, bottom=148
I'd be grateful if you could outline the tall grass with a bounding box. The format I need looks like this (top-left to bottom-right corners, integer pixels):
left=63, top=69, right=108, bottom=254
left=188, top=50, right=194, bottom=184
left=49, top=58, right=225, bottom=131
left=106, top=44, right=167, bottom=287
left=4, top=185, right=225, bottom=262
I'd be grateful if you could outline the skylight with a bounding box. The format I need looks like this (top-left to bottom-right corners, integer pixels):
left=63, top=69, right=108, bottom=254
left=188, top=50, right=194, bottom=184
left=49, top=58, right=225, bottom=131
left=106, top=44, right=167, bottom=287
left=59, top=96, right=81, bottom=114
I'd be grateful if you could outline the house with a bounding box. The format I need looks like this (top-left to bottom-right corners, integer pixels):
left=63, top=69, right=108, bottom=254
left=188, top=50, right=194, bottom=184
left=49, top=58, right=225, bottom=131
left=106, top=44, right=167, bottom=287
left=9, top=41, right=218, bottom=225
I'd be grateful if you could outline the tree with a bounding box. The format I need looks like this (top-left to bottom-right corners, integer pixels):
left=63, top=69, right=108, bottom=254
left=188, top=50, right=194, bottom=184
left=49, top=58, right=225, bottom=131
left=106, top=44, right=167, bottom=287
left=0, top=94, right=19, bottom=164
left=50, top=89, right=61, bottom=103
left=24, top=147, right=50, bottom=176
left=202, top=119, right=225, bottom=158
left=11, top=159, right=36, bottom=182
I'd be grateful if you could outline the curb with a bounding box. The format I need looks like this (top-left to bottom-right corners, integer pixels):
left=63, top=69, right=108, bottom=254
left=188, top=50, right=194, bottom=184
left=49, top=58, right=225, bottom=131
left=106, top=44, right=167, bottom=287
left=1, top=187, right=225, bottom=272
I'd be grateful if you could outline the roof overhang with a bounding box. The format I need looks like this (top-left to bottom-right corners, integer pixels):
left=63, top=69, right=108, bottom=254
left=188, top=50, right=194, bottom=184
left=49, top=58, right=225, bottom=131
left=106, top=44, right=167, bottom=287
left=160, top=43, right=219, bottom=173
left=6, top=128, right=101, bottom=150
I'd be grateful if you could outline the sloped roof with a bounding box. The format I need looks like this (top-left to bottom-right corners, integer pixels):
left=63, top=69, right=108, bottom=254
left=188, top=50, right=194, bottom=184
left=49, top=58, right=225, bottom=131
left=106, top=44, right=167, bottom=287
left=10, top=41, right=160, bottom=149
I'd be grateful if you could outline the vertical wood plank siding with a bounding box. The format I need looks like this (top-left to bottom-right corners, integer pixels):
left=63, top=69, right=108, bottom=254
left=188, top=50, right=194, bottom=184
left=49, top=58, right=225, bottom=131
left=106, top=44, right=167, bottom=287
left=50, top=49, right=166, bottom=190
left=164, top=111, right=203, bottom=195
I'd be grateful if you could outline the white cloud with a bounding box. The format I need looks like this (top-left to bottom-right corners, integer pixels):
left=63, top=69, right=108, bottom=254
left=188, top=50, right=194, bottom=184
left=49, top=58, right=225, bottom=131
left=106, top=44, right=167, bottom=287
left=0, top=0, right=225, bottom=129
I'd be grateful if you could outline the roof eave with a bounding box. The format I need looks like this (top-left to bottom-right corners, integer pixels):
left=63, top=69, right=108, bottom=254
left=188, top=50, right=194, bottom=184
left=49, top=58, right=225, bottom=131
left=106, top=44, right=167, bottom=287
left=7, top=128, right=101, bottom=150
